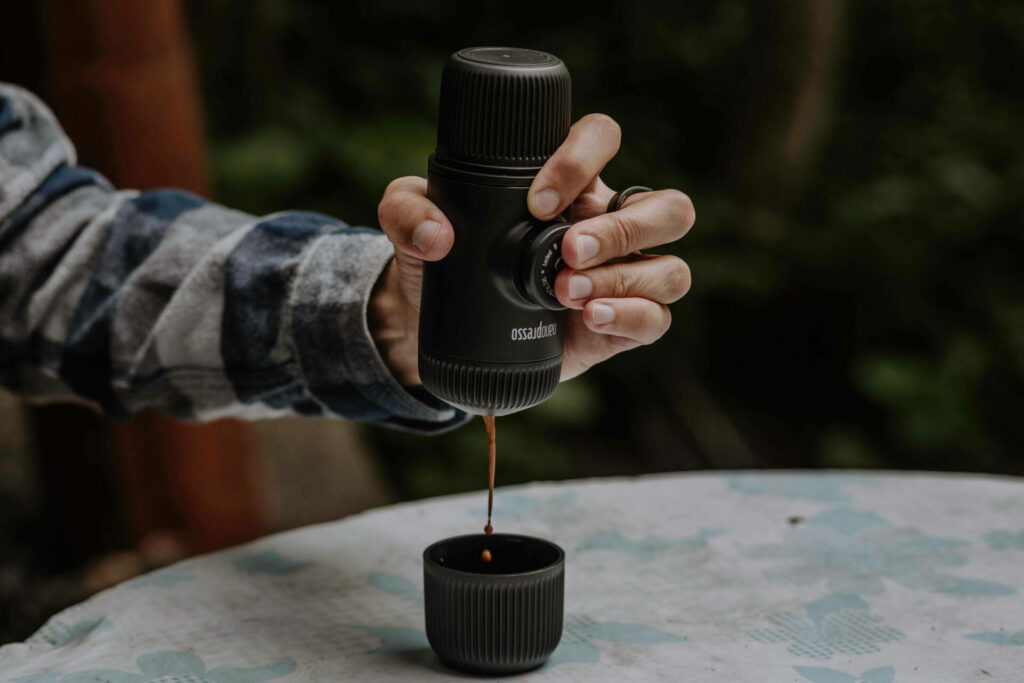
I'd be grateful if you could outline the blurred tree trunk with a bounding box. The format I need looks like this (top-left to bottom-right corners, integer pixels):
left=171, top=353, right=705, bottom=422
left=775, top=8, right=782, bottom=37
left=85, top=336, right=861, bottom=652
left=729, top=0, right=846, bottom=209
left=639, top=1, right=848, bottom=473
left=0, top=2, right=130, bottom=568
left=42, top=0, right=263, bottom=554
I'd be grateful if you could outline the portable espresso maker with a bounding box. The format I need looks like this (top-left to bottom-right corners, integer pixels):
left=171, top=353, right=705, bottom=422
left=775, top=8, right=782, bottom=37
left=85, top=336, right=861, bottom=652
left=419, top=47, right=570, bottom=674
left=418, top=46, right=572, bottom=416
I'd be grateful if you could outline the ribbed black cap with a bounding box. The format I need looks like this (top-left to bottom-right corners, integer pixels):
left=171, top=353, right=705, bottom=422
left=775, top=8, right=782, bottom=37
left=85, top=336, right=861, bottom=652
left=436, top=47, right=571, bottom=170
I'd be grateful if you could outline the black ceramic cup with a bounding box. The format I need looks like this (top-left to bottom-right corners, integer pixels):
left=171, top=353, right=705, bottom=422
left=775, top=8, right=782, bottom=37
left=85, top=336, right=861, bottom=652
left=423, top=533, right=565, bottom=675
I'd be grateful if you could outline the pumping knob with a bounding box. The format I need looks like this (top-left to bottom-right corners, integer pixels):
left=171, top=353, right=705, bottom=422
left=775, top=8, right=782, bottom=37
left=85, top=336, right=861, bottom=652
left=519, top=223, right=569, bottom=310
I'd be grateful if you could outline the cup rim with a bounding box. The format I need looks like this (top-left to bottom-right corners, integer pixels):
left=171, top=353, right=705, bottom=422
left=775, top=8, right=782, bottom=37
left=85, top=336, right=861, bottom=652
left=423, top=533, right=565, bottom=579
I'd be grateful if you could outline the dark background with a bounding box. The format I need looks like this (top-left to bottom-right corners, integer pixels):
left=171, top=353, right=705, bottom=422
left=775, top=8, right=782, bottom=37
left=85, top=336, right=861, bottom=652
left=2, top=0, right=1022, bottom=644
left=189, top=0, right=1024, bottom=489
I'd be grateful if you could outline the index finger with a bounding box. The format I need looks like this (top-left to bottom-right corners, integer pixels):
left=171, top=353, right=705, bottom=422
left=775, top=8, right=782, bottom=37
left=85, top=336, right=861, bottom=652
left=562, top=189, right=695, bottom=269
left=527, top=113, right=622, bottom=220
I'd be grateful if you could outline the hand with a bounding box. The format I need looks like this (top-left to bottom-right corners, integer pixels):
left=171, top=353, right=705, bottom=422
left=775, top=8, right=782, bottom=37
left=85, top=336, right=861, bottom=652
left=373, top=113, right=694, bottom=385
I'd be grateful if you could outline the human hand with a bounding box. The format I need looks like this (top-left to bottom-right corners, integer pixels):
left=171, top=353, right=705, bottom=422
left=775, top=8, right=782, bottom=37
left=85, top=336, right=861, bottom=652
left=374, top=113, right=694, bottom=385
left=524, top=114, right=694, bottom=379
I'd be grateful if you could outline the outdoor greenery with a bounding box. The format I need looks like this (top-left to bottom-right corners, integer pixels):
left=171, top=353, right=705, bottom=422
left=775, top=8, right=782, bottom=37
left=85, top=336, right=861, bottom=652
left=1, top=0, right=1022, bottom=646
left=189, top=0, right=1024, bottom=497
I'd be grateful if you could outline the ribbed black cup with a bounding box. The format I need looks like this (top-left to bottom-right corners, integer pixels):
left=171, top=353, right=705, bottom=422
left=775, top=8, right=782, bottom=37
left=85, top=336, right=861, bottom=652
left=423, top=534, right=565, bottom=675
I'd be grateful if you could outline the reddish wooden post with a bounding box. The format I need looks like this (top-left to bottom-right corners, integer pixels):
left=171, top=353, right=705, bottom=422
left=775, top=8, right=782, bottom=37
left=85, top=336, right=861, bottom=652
left=46, top=0, right=264, bottom=553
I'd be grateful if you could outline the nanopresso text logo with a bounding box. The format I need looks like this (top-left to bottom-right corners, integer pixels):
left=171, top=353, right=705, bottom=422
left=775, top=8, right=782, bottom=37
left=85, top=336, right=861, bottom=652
left=511, top=321, right=557, bottom=341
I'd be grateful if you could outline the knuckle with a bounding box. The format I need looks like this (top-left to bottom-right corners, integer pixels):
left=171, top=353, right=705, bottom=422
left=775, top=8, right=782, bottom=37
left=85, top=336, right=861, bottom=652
left=611, top=265, right=635, bottom=297
left=378, top=193, right=422, bottom=245
left=394, top=193, right=421, bottom=229
left=378, top=178, right=413, bottom=224
left=659, top=306, right=673, bottom=336
left=585, top=113, right=622, bottom=142
left=644, top=306, right=672, bottom=345
left=556, top=151, right=593, bottom=182
left=609, top=334, right=639, bottom=352
left=613, top=212, right=645, bottom=254
left=665, top=189, right=696, bottom=232
left=377, top=194, right=397, bottom=228
left=383, top=176, right=413, bottom=200
left=665, top=258, right=692, bottom=300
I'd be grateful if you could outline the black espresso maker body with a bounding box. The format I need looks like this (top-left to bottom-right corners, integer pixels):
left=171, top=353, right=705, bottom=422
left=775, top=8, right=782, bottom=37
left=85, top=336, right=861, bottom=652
left=418, top=47, right=572, bottom=415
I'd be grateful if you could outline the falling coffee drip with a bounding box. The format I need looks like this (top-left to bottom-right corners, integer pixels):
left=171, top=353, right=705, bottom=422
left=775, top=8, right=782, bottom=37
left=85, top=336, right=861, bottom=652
left=484, top=415, right=496, bottom=535
left=481, top=415, right=497, bottom=564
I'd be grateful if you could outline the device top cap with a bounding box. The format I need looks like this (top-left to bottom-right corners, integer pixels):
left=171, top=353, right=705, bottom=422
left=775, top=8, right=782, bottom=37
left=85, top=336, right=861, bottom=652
left=456, top=47, right=561, bottom=67
left=436, top=47, right=571, bottom=171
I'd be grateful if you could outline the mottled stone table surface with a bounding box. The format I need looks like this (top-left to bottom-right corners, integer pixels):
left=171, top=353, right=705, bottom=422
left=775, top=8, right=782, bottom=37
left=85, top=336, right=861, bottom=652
left=2, top=471, right=1022, bottom=681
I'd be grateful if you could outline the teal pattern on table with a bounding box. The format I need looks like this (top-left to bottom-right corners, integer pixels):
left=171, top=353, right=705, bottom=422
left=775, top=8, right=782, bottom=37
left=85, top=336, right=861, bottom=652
left=12, top=650, right=296, bottom=683
left=368, top=571, right=423, bottom=608
left=744, top=508, right=1016, bottom=596
left=3, top=472, right=1021, bottom=680
left=794, top=664, right=895, bottom=683
left=468, top=491, right=577, bottom=518
left=544, top=642, right=601, bottom=669
left=748, top=594, right=903, bottom=660
left=577, top=528, right=724, bottom=562
left=726, top=474, right=869, bottom=504
left=983, top=529, right=1024, bottom=551
left=965, top=630, right=1024, bottom=646
left=340, top=614, right=684, bottom=670
left=347, top=626, right=430, bottom=655
left=27, top=618, right=112, bottom=647
left=544, top=615, right=684, bottom=670
left=233, top=550, right=310, bottom=575
left=368, top=571, right=417, bottom=596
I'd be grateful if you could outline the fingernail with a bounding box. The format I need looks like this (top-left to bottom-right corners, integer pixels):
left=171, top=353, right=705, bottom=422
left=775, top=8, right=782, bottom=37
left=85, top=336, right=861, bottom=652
left=592, top=303, right=615, bottom=325
left=576, top=235, right=600, bottom=264
left=533, top=189, right=560, bottom=216
left=568, top=274, right=593, bottom=300
left=412, top=220, right=441, bottom=253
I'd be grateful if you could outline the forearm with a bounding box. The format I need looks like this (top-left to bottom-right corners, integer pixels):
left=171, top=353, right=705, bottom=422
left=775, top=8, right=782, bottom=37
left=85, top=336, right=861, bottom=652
left=0, top=83, right=467, bottom=432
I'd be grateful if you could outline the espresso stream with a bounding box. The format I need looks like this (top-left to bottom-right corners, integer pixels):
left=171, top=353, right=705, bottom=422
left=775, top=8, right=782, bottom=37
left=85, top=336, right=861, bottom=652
left=484, top=415, right=496, bottom=535
left=482, top=415, right=496, bottom=563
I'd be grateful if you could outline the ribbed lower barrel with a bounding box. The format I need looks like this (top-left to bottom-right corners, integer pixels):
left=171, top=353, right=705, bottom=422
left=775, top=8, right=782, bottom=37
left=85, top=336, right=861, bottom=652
left=418, top=351, right=562, bottom=416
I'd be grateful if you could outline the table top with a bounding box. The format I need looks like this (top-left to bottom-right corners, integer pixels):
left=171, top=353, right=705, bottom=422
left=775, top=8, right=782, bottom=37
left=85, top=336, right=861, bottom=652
left=3, top=471, right=1023, bottom=682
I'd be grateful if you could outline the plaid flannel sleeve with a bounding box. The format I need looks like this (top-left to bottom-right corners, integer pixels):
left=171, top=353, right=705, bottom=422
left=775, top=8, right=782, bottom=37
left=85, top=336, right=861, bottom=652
left=0, top=83, right=469, bottom=433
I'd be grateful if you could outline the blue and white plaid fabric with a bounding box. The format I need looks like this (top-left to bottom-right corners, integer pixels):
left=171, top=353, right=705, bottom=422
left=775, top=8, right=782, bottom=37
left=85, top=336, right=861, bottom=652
left=0, top=83, right=466, bottom=432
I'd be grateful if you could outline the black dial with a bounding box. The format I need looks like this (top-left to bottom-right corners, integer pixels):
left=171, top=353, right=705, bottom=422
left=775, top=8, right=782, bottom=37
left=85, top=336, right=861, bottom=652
left=519, top=223, right=569, bottom=310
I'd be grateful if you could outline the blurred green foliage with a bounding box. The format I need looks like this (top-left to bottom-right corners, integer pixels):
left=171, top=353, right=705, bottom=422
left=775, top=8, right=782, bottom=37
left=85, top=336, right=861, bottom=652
left=187, top=0, right=1024, bottom=498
